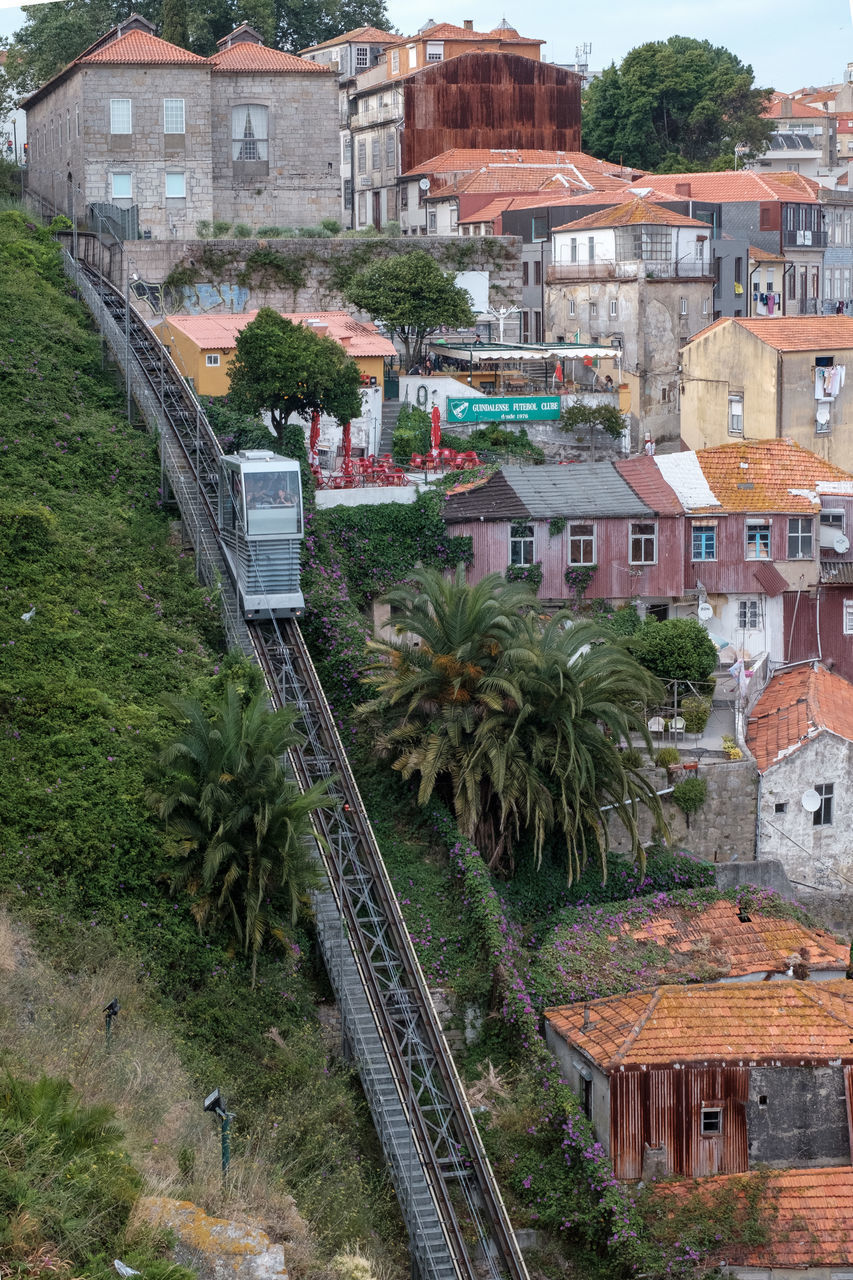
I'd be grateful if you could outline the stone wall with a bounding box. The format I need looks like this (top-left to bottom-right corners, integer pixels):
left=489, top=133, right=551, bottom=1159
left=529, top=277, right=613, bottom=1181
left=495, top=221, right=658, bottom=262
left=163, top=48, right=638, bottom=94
left=606, top=758, right=759, bottom=864
left=102, top=235, right=522, bottom=320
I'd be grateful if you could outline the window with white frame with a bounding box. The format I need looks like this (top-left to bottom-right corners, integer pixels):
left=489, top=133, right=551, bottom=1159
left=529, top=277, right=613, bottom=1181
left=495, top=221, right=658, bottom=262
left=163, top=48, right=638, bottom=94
left=569, top=299, right=576, bottom=317
left=680, top=297, right=688, bottom=315
left=629, top=521, right=657, bottom=565
left=692, top=525, right=716, bottom=561
left=205, top=353, right=220, bottom=366
left=813, top=782, right=834, bottom=826
left=588, top=236, right=596, bottom=263
left=728, top=393, right=743, bottom=434
left=844, top=600, right=853, bottom=634
left=428, top=209, right=437, bottom=232
left=746, top=522, right=771, bottom=559
left=609, top=299, right=618, bottom=318
left=390, top=48, right=400, bottom=73
left=164, top=99, right=185, bottom=134
left=787, top=517, right=813, bottom=559
left=426, top=41, right=444, bottom=61
left=510, top=522, right=535, bottom=566
left=701, top=1107, right=723, bottom=1136
left=165, top=172, right=186, bottom=198
left=569, top=522, right=595, bottom=564
left=589, top=301, right=598, bottom=318
left=110, top=99, right=132, bottom=134
left=702, top=297, right=709, bottom=315
left=343, top=135, right=351, bottom=162
left=385, top=131, right=395, bottom=167
left=355, top=44, right=369, bottom=67
left=821, top=510, right=844, bottom=532
left=111, top=172, right=132, bottom=199
left=232, top=105, right=268, bottom=161
left=738, top=598, right=760, bottom=629
left=570, top=237, right=577, bottom=263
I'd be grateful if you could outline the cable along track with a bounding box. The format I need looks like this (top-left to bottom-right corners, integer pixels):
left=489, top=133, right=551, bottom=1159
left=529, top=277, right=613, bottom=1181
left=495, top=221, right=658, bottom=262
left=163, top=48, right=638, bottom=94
left=74, top=256, right=530, bottom=1280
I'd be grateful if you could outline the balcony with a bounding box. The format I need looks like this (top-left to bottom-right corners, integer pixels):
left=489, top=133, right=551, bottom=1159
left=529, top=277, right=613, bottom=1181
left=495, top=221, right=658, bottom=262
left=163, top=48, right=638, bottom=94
left=350, top=99, right=402, bottom=128
left=782, top=228, right=828, bottom=248
left=547, top=260, right=713, bottom=283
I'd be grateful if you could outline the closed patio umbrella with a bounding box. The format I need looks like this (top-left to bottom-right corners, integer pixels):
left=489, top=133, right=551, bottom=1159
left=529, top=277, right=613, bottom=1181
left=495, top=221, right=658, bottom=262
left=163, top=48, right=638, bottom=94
left=309, top=409, right=320, bottom=465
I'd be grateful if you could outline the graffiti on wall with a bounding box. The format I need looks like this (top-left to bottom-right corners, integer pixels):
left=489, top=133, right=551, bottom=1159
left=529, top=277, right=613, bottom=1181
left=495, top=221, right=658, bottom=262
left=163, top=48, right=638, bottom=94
left=130, top=279, right=250, bottom=316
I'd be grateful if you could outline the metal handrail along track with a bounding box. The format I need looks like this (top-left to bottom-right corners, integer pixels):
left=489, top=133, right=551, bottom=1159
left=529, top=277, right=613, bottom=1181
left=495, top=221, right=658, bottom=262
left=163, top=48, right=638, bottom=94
left=72, top=256, right=530, bottom=1280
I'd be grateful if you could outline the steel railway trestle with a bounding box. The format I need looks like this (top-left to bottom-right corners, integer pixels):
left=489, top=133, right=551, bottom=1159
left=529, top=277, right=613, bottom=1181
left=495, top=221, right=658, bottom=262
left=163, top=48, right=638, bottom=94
left=70, top=255, right=530, bottom=1280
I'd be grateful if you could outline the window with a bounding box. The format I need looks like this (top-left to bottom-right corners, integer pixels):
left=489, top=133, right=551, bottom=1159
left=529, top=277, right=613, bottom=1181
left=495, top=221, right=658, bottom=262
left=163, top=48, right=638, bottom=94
left=390, top=49, right=399, bottom=74
left=630, top=521, right=657, bottom=565
left=510, top=522, right=534, bottom=566
left=371, top=137, right=380, bottom=170
left=110, top=99, right=132, bottom=134
left=165, top=172, right=185, bottom=198
left=701, top=1108, right=723, bottom=1136
left=110, top=172, right=132, bottom=199
left=355, top=44, right=369, bottom=67
left=728, top=393, right=744, bottom=435
left=570, top=237, right=577, bottom=263
left=702, top=298, right=709, bottom=315
left=569, top=523, right=595, bottom=564
left=532, top=215, right=547, bottom=242
left=75, top=102, right=80, bottom=137
left=844, top=601, right=853, bottom=635
left=692, top=525, right=717, bottom=561
left=428, top=209, right=437, bottom=232
left=680, top=297, right=687, bottom=316
left=385, top=131, right=395, bottom=167
left=787, top=517, right=813, bottom=559
left=426, top=41, right=444, bottom=61
left=357, top=141, right=366, bottom=174
left=738, top=599, right=760, bottom=629
left=522, top=261, right=529, bottom=286
left=164, top=99, right=185, bottom=134
left=534, top=260, right=542, bottom=286
left=568, top=299, right=576, bottom=317
left=581, top=1077, right=592, bottom=1119
left=589, top=301, right=598, bottom=318
left=774, top=802, right=787, bottom=814
left=205, top=353, right=220, bottom=366
left=588, top=236, right=595, bottom=263
left=821, top=510, right=844, bottom=531
left=399, top=184, right=408, bottom=209
left=343, top=135, right=351, bottom=162
left=609, top=298, right=618, bottom=318
left=813, top=782, right=834, bottom=826
left=746, top=523, right=770, bottom=560
left=232, top=105, right=268, bottom=161
left=344, top=178, right=353, bottom=209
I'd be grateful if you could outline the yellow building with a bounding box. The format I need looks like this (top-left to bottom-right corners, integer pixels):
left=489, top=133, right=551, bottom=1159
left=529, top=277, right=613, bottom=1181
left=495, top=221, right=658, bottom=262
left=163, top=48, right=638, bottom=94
left=154, top=310, right=395, bottom=399
left=680, top=316, right=853, bottom=472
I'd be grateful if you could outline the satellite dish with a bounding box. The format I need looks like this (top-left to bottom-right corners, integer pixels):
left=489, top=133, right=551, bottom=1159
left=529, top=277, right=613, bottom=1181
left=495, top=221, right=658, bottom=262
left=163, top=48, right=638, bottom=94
left=697, top=601, right=713, bottom=621
left=801, top=789, right=821, bottom=813
left=419, top=178, right=431, bottom=191
left=834, top=533, right=850, bottom=553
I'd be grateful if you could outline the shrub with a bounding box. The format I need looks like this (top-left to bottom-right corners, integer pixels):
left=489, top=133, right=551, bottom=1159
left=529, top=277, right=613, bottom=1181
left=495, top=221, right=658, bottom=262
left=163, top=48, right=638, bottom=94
left=671, top=776, right=708, bottom=825
left=655, top=746, right=681, bottom=769
left=211, top=219, right=232, bottom=237
left=620, top=747, right=644, bottom=767
left=256, top=225, right=284, bottom=237
left=462, top=423, right=545, bottom=463
left=505, top=561, right=543, bottom=589
left=232, top=222, right=252, bottom=238
left=681, top=694, right=712, bottom=734
left=392, top=402, right=431, bottom=463
left=321, top=218, right=343, bottom=234
left=633, top=616, right=719, bottom=684
left=722, top=734, right=744, bottom=760
left=195, top=219, right=212, bottom=238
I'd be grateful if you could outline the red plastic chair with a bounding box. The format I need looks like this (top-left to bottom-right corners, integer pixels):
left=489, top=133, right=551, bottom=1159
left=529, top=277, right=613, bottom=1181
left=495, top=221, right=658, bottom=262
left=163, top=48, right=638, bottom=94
left=411, top=453, right=424, bottom=469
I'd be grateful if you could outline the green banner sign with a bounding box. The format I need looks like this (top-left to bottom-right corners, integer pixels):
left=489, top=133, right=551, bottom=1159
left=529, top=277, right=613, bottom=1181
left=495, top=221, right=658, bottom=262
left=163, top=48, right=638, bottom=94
left=445, top=395, right=562, bottom=424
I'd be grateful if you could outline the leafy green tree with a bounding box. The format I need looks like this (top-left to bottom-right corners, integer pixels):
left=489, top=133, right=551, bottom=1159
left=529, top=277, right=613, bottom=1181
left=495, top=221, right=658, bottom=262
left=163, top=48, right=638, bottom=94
left=560, top=399, right=625, bottom=460
left=582, top=36, right=772, bottom=172
left=227, top=307, right=363, bottom=441
left=631, top=616, right=719, bottom=684
left=361, top=567, right=664, bottom=879
left=345, top=250, right=475, bottom=368
left=146, top=685, right=333, bottom=984
left=160, top=0, right=189, bottom=47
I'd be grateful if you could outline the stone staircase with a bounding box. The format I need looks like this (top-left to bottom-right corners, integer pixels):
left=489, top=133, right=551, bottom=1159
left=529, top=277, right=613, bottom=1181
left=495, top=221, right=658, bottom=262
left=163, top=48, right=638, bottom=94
left=380, top=397, right=399, bottom=454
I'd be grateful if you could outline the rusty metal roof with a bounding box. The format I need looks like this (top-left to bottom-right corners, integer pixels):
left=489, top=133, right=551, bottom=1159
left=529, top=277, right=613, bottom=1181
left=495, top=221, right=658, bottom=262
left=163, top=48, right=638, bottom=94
left=615, top=456, right=684, bottom=515
left=545, top=979, right=853, bottom=1070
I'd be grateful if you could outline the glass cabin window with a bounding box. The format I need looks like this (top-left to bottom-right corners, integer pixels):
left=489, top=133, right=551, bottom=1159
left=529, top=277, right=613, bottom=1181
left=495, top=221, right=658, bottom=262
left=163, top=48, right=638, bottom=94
left=244, top=471, right=301, bottom=535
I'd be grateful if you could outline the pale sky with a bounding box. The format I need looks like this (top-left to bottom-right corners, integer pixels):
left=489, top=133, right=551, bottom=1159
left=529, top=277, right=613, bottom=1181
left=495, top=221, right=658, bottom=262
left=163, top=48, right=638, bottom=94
left=0, top=0, right=849, bottom=92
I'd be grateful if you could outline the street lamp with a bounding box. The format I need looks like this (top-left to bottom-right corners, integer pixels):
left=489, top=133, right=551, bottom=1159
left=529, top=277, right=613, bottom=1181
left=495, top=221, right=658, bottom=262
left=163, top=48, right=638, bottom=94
left=126, top=257, right=138, bottom=422
left=203, top=1087, right=234, bottom=1180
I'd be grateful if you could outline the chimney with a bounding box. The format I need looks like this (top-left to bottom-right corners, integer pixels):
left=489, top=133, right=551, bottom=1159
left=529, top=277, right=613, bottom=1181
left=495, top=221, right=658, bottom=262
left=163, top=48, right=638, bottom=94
left=582, top=1003, right=590, bottom=1031
left=781, top=97, right=793, bottom=118
left=464, top=18, right=473, bottom=29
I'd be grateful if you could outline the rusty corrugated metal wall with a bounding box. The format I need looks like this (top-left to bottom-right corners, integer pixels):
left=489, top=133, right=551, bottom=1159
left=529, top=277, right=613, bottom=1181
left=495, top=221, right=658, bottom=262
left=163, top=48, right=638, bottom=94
left=610, top=1067, right=749, bottom=1179
left=401, top=53, right=581, bottom=174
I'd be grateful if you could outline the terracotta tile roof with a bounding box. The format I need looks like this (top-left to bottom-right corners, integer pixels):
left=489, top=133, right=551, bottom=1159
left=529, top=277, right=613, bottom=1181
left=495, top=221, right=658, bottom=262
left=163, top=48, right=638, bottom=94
left=457, top=197, right=514, bottom=224
left=163, top=310, right=395, bottom=357
left=625, top=898, right=848, bottom=978
left=298, top=26, right=398, bottom=53
left=409, top=21, right=541, bottom=44
left=764, top=97, right=828, bottom=119
left=648, top=169, right=820, bottom=203
left=544, top=979, right=853, bottom=1068
left=209, top=43, right=331, bottom=71
left=690, top=315, right=853, bottom=352
left=553, top=196, right=711, bottom=232
left=694, top=440, right=853, bottom=514
left=748, top=244, right=786, bottom=262
left=402, top=148, right=641, bottom=185
left=655, top=1167, right=853, bottom=1269
left=79, top=29, right=207, bottom=64
left=614, top=456, right=684, bottom=515
left=746, top=663, right=853, bottom=771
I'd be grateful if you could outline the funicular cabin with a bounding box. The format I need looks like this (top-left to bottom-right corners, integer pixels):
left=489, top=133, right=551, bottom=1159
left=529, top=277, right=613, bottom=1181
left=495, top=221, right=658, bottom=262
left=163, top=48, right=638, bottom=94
left=217, top=450, right=304, bottom=619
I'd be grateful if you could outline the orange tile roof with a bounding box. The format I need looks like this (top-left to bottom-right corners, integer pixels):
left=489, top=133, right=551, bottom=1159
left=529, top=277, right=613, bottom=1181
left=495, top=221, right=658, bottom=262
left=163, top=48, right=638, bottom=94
left=209, top=43, right=331, bottom=71
left=402, top=148, right=641, bottom=183
left=764, top=97, right=828, bottom=119
left=545, top=980, right=853, bottom=1068
left=79, top=29, right=207, bottom=64
left=408, top=21, right=541, bottom=44
left=748, top=244, right=786, bottom=262
left=457, top=197, right=515, bottom=224
left=553, top=196, right=711, bottom=232
left=655, top=1167, right=853, bottom=1269
left=694, top=439, right=853, bottom=514
left=164, top=310, right=395, bottom=358
left=746, top=663, right=853, bottom=771
left=298, top=26, right=398, bottom=53
left=648, top=168, right=820, bottom=203
left=695, top=315, right=853, bottom=352
left=625, top=898, right=848, bottom=977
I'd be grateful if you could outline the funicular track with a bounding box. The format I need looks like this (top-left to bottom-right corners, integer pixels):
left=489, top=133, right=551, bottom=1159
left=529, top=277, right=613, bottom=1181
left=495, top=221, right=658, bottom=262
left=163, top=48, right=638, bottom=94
left=73, top=257, right=530, bottom=1280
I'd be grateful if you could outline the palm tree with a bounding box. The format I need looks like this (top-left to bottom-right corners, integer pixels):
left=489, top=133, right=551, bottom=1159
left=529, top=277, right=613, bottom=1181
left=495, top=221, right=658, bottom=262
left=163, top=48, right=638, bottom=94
left=361, top=569, right=665, bottom=880
left=146, top=685, right=333, bottom=984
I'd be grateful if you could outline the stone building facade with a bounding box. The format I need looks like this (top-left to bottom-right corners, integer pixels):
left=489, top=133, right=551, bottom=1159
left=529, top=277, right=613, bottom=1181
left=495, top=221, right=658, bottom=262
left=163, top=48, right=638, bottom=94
left=23, top=16, right=339, bottom=239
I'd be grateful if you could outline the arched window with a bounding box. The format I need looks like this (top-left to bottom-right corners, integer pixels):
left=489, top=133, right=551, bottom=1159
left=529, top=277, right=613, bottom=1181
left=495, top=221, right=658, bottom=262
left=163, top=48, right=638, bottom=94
left=231, top=105, right=268, bottom=162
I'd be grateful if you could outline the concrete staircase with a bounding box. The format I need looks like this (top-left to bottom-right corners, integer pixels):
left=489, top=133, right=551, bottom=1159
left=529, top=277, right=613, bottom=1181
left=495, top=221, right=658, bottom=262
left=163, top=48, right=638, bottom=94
left=380, top=397, right=399, bottom=454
